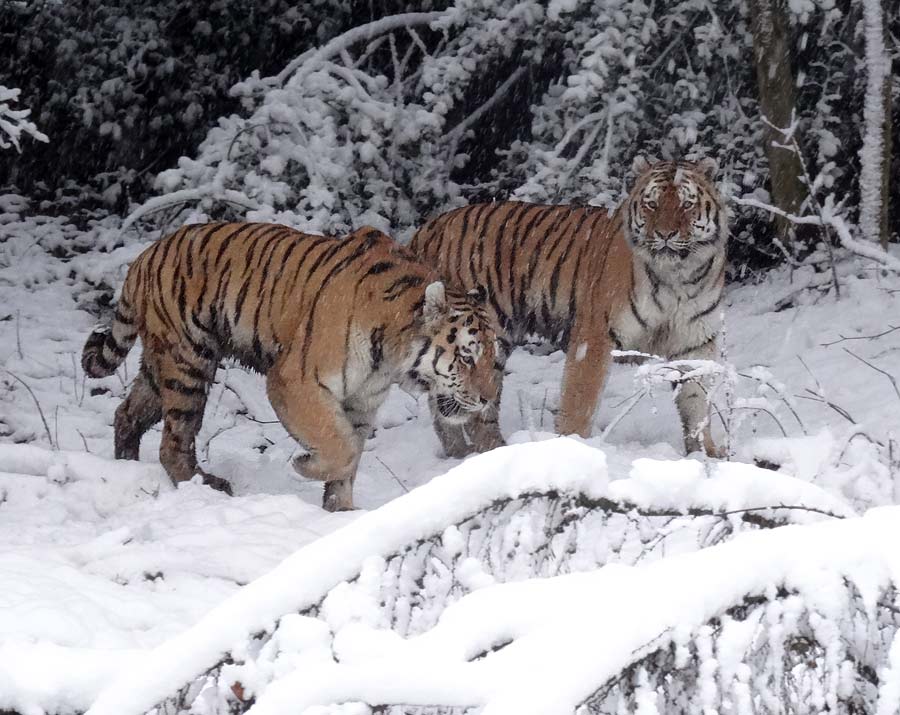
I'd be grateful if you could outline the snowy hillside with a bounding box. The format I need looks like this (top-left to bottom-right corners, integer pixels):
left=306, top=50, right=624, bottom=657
left=2, top=202, right=900, bottom=712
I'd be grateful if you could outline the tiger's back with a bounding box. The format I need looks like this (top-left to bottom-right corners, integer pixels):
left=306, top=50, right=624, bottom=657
left=118, top=223, right=425, bottom=375
left=409, top=201, right=632, bottom=348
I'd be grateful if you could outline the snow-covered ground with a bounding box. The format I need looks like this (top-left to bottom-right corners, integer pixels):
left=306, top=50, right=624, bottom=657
left=2, top=203, right=900, bottom=712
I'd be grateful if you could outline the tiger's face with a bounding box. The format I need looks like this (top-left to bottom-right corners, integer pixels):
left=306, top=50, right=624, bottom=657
left=625, top=158, right=726, bottom=267
left=411, top=282, right=500, bottom=424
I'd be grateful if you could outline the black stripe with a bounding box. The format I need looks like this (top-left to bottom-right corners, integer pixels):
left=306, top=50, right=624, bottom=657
left=144, top=368, right=160, bottom=395
left=299, top=235, right=384, bottom=375
left=370, top=325, right=385, bottom=371
left=689, top=294, right=722, bottom=322
left=341, top=314, right=353, bottom=394
left=385, top=274, right=425, bottom=301
left=107, top=338, right=131, bottom=358
left=686, top=255, right=715, bottom=285
left=113, top=308, right=133, bottom=326
left=473, top=203, right=503, bottom=278
left=669, top=336, right=717, bottom=360
left=182, top=329, right=217, bottom=361
left=361, top=261, right=395, bottom=279
left=492, top=203, right=529, bottom=310
left=629, top=292, right=648, bottom=330
left=175, top=363, right=211, bottom=382
left=454, top=206, right=479, bottom=277
left=163, top=378, right=207, bottom=397
left=212, top=223, right=257, bottom=267
left=510, top=206, right=555, bottom=318
left=167, top=407, right=202, bottom=422
left=608, top=327, right=624, bottom=350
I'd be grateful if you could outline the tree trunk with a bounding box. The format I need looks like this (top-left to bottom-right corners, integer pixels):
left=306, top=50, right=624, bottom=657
left=859, top=0, right=893, bottom=248
left=750, top=0, right=808, bottom=246
left=880, top=65, right=892, bottom=249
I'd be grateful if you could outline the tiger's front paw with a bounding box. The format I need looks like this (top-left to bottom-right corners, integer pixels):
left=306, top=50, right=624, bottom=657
left=199, top=470, right=233, bottom=495
left=292, top=451, right=328, bottom=481
left=323, top=479, right=354, bottom=512
left=684, top=437, right=726, bottom=460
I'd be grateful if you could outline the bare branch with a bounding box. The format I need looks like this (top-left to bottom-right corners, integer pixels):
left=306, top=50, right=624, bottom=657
left=842, top=347, right=900, bottom=401
left=820, top=325, right=900, bottom=347
left=1, top=368, right=55, bottom=448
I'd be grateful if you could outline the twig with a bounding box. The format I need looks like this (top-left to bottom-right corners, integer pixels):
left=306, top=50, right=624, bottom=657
left=729, top=405, right=788, bottom=437
left=821, top=325, right=900, bottom=347
left=1, top=368, right=55, bottom=447
left=601, top=390, right=646, bottom=441
left=202, top=421, right=237, bottom=461
left=15, top=309, right=23, bottom=359
left=76, top=428, right=90, bottom=453
left=842, top=347, right=900, bottom=401
left=376, top=455, right=409, bottom=494
left=796, top=355, right=856, bottom=424
left=795, top=392, right=856, bottom=424
left=737, top=370, right=806, bottom=434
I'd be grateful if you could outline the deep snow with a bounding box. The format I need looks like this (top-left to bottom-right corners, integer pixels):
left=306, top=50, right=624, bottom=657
left=2, top=204, right=900, bottom=712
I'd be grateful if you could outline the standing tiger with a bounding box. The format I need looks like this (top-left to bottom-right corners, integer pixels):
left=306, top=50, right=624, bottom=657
left=409, top=157, right=727, bottom=457
left=81, top=223, right=499, bottom=511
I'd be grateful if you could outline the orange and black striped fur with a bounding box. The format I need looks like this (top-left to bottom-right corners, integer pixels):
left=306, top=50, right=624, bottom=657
left=410, top=158, right=727, bottom=456
left=82, top=223, right=499, bottom=510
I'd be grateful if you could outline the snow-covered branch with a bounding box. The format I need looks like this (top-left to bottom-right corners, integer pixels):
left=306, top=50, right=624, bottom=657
left=0, top=86, right=48, bottom=153
left=118, top=187, right=259, bottom=236
left=734, top=195, right=900, bottom=272
left=275, top=11, right=446, bottom=86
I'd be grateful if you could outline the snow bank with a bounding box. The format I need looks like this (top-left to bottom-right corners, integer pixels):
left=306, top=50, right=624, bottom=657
left=0, top=444, right=353, bottom=715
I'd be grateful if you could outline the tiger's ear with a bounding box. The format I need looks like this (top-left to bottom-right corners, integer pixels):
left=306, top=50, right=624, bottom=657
left=697, top=157, right=718, bottom=179
left=423, top=281, right=447, bottom=326
left=467, top=285, right=487, bottom=305
left=632, top=155, right=651, bottom=175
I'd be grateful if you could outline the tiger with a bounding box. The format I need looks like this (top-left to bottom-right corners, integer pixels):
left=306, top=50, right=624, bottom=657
left=81, top=222, right=500, bottom=511
left=409, top=157, right=727, bottom=457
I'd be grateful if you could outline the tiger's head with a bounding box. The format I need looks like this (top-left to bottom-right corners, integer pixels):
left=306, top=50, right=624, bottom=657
left=624, top=157, right=727, bottom=268
left=410, top=281, right=500, bottom=424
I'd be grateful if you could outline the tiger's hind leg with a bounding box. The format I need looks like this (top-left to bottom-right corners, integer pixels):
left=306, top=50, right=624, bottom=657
left=114, top=361, right=162, bottom=461
left=157, top=348, right=231, bottom=494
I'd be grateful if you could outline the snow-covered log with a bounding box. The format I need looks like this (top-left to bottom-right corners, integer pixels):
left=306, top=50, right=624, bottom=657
left=84, top=439, right=863, bottom=715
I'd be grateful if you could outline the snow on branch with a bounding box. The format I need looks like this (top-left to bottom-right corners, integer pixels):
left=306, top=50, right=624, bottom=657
left=118, top=187, right=260, bottom=236
left=734, top=195, right=900, bottom=273
left=87, top=440, right=855, bottom=715
left=275, top=11, right=446, bottom=87
left=0, top=86, right=48, bottom=153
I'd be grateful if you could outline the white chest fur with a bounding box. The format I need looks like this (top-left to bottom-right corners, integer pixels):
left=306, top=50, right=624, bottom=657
left=611, top=253, right=724, bottom=358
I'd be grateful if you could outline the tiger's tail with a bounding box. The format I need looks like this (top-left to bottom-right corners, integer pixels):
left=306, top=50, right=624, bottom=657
left=81, top=281, right=139, bottom=378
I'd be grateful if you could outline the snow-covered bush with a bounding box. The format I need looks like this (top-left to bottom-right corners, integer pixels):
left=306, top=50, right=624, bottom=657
left=0, top=86, right=47, bottom=152
left=112, top=0, right=897, bottom=264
